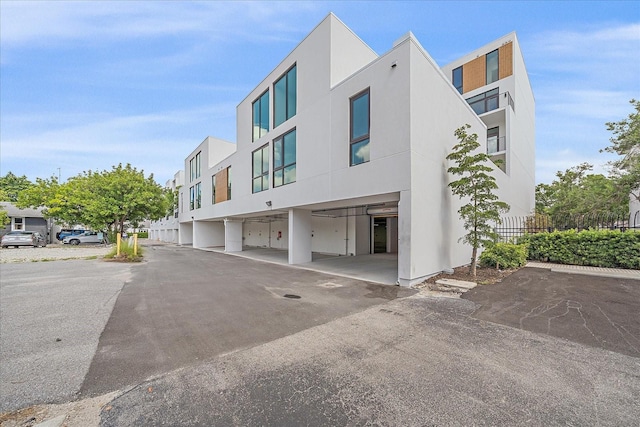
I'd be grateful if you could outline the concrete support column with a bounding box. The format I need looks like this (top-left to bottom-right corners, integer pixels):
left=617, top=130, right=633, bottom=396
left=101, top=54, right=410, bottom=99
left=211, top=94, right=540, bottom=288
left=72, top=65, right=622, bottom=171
left=224, top=218, right=243, bottom=252
left=397, top=190, right=412, bottom=286
left=288, top=208, right=312, bottom=264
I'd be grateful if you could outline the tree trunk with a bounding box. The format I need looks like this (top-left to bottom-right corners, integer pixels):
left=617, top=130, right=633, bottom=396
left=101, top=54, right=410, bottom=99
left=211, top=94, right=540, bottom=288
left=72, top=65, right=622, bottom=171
left=469, top=246, right=478, bottom=277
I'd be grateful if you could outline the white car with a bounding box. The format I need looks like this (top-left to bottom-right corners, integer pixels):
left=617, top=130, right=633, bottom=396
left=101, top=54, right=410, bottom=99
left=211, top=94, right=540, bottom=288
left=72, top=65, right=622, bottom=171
left=62, top=231, right=108, bottom=245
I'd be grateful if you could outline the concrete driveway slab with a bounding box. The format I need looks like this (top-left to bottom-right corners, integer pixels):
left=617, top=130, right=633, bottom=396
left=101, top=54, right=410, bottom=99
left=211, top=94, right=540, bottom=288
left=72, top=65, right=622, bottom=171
left=79, top=244, right=415, bottom=397
left=464, top=266, right=640, bottom=357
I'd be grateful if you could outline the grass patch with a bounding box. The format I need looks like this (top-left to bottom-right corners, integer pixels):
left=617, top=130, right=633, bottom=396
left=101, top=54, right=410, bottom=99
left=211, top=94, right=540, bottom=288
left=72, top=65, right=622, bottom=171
left=104, top=242, right=144, bottom=262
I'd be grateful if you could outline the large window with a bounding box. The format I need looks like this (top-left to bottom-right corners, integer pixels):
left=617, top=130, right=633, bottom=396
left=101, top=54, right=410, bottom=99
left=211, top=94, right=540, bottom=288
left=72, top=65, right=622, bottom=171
left=274, top=65, right=297, bottom=128
left=350, top=88, right=370, bottom=166
left=189, top=186, right=195, bottom=210
left=452, top=66, right=463, bottom=94
left=487, top=127, right=501, bottom=154
left=252, top=90, right=269, bottom=141
left=212, top=175, right=216, bottom=204
left=195, top=182, right=201, bottom=209
left=190, top=152, right=201, bottom=182
left=466, top=88, right=499, bottom=115
left=273, top=129, right=296, bottom=187
left=486, top=49, right=499, bottom=85
left=252, top=144, right=270, bottom=193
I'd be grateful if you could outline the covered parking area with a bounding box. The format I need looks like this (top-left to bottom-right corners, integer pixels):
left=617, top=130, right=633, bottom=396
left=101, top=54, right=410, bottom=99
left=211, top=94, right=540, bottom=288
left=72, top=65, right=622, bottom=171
left=187, top=195, right=400, bottom=285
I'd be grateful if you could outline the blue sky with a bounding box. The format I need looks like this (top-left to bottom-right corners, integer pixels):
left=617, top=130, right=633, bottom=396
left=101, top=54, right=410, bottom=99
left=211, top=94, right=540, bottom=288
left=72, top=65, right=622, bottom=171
left=1, top=1, right=639, bottom=186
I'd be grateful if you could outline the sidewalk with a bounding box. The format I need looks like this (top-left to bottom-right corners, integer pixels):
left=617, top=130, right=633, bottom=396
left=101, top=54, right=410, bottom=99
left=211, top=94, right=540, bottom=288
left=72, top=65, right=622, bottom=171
left=526, top=261, right=640, bottom=280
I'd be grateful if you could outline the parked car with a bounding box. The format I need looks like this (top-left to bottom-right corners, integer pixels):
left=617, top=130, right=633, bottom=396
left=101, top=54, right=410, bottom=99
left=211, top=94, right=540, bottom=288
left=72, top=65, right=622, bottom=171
left=1, top=231, right=47, bottom=248
left=62, top=231, right=108, bottom=245
left=56, top=229, right=87, bottom=241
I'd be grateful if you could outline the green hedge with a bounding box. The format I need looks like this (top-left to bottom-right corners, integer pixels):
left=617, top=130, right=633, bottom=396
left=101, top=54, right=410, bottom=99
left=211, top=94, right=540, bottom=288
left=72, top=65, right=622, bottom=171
left=480, top=243, right=528, bottom=269
left=520, top=229, right=640, bottom=269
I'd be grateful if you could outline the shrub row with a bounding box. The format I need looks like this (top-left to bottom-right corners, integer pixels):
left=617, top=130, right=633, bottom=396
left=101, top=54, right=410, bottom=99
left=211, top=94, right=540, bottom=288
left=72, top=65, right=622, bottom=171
left=480, top=243, right=528, bottom=269
left=519, top=229, right=639, bottom=269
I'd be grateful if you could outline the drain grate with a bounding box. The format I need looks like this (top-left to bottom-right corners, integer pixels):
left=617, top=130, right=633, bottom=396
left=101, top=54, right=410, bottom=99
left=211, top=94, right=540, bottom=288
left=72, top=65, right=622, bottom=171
left=283, top=294, right=301, bottom=299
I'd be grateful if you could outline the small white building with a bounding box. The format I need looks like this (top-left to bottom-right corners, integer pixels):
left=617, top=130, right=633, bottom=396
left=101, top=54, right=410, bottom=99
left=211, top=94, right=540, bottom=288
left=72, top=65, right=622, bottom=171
left=150, top=14, right=535, bottom=286
left=150, top=170, right=184, bottom=243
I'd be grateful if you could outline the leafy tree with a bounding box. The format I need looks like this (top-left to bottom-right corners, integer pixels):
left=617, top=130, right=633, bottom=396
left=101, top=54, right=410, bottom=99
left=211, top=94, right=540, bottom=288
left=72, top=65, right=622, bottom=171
left=535, top=163, right=627, bottom=217
left=0, top=189, right=10, bottom=226
left=447, top=124, right=510, bottom=277
left=18, top=164, right=171, bottom=233
left=0, top=172, right=33, bottom=202
left=603, top=99, right=640, bottom=206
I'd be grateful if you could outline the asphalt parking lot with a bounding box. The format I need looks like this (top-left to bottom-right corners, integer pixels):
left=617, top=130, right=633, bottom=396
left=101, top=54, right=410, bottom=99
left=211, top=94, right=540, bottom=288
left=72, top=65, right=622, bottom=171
left=464, top=267, right=640, bottom=357
left=1, top=244, right=639, bottom=426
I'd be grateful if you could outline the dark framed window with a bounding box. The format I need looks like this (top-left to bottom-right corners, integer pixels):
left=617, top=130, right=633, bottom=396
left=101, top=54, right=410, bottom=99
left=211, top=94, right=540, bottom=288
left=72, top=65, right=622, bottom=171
left=350, top=88, right=370, bottom=166
left=273, top=129, right=296, bottom=187
left=486, top=49, right=499, bottom=85
left=227, top=166, right=232, bottom=200
left=466, top=88, right=499, bottom=115
left=189, top=186, right=195, bottom=210
left=189, top=151, right=201, bottom=182
left=274, top=64, right=297, bottom=128
left=453, top=66, right=463, bottom=94
left=195, top=182, right=201, bottom=209
left=487, top=126, right=500, bottom=154
left=252, top=144, right=270, bottom=193
left=252, top=90, right=269, bottom=141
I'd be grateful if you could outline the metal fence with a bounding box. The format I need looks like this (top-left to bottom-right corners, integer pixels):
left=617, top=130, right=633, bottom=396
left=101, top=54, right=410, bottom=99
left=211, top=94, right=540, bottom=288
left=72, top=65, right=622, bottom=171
left=495, top=211, right=640, bottom=243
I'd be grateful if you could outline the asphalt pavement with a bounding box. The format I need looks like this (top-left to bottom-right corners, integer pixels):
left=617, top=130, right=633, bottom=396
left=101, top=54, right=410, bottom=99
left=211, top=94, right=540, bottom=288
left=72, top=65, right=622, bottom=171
left=79, top=244, right=415, bottom=398
left=464, top=266, right=640, bottom=357
left=100, top=285, right=640, bottom=426
left=0, top=260, right=132, bottom=413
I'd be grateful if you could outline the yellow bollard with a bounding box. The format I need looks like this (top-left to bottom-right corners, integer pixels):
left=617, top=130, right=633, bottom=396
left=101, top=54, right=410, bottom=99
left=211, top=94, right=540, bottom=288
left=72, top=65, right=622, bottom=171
left=133, top=234, right=138, bottom=256
left=116, top=233, right=121, bottom=257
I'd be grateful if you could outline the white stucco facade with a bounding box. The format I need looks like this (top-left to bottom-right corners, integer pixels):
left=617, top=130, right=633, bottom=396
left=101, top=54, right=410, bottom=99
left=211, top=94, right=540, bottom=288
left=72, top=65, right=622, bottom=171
left=150, top=14, right=536, bottom=286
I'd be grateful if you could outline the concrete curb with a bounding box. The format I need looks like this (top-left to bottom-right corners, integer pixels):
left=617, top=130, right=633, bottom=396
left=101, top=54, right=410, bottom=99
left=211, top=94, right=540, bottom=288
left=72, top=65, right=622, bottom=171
left=526, top=262, right=640, bottom=280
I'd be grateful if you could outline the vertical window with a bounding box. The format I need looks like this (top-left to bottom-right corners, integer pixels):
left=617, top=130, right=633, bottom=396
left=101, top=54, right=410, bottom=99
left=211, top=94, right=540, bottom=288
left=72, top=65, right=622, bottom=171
left=252, top=144, right=270, bottom=193
left=487, top=127, right=500, bottom=154
left=189, top=152, right=201, bottom=181
left=273, top=129, right=296, bottom=187
left=274, top=64, right=297, bottom=128
left=252, top=90, right=269, bottom=141
left=452, top=66, right=463, bottom=94
left=212, top=175, right=216, bottom=204
left=227, top=166, right=232, bottom=200
left=189, top=186, right=195, bottom=210
left=350, top=88, right=370, bottom=166
left=195, top=182, right=201, bottom=209
left=486, top=49, right=499, bottom=85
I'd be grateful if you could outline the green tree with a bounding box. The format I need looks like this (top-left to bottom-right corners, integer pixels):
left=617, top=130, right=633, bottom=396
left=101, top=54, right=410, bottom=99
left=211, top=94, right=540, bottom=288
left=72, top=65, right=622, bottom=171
left=0, top=172, right=33, bottom=202
left=535, top=163, right=627, bottom=217
left=447, top=124, right=510, bottom=277
left=18, top=164, right=171, bottom=233
left=0, top=189, right=10, bottom=226
left=603, top=99, right=640, bottom=206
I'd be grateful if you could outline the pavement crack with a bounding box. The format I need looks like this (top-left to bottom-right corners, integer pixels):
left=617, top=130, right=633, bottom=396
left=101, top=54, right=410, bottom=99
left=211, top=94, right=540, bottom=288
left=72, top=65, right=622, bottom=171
left=592, top=304, right=640, bottom=353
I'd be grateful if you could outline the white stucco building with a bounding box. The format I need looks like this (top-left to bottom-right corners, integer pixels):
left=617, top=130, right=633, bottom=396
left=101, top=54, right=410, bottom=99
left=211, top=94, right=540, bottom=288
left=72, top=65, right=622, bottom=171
left=150, top=14, right=535, bottom=286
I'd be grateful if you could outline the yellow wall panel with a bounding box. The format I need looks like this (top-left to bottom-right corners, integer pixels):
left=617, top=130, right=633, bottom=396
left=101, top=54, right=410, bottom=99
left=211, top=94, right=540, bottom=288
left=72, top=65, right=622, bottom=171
left=499, top=42, right=513, bottom=79
left=215, top=168, right=228, bottom=204
left=462, top=55, right=485, bottom=94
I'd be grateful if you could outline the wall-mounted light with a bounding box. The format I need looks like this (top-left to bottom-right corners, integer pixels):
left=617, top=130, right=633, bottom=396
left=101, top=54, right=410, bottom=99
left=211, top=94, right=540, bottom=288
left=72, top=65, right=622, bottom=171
left=266, top=201, right=272, bottom=207
left=391, top=61, right=397, bottom=68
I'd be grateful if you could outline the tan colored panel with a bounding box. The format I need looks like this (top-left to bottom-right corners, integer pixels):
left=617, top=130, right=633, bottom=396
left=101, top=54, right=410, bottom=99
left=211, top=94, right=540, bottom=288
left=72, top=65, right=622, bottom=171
left=499, top=42, right=513, bottom=80
left=462, top=55, right=485, bottom=94
left=215, top=168, right=228, bottom=204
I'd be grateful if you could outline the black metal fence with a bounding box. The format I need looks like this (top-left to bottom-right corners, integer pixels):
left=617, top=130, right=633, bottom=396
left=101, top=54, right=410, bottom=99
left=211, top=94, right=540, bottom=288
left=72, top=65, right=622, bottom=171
left=495, top=211, right=640, bottom=243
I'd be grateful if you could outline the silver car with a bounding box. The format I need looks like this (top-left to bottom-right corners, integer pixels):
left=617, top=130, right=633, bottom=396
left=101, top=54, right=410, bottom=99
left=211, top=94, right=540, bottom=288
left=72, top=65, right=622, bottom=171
left=62, top=231, right=108, bottom=245
left=1, top=231, right=47, bottom=248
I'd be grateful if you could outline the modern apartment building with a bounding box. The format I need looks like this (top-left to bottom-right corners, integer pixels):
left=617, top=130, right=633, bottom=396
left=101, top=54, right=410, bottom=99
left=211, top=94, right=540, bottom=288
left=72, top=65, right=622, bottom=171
left=150, top=13, right=535, bottom=286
